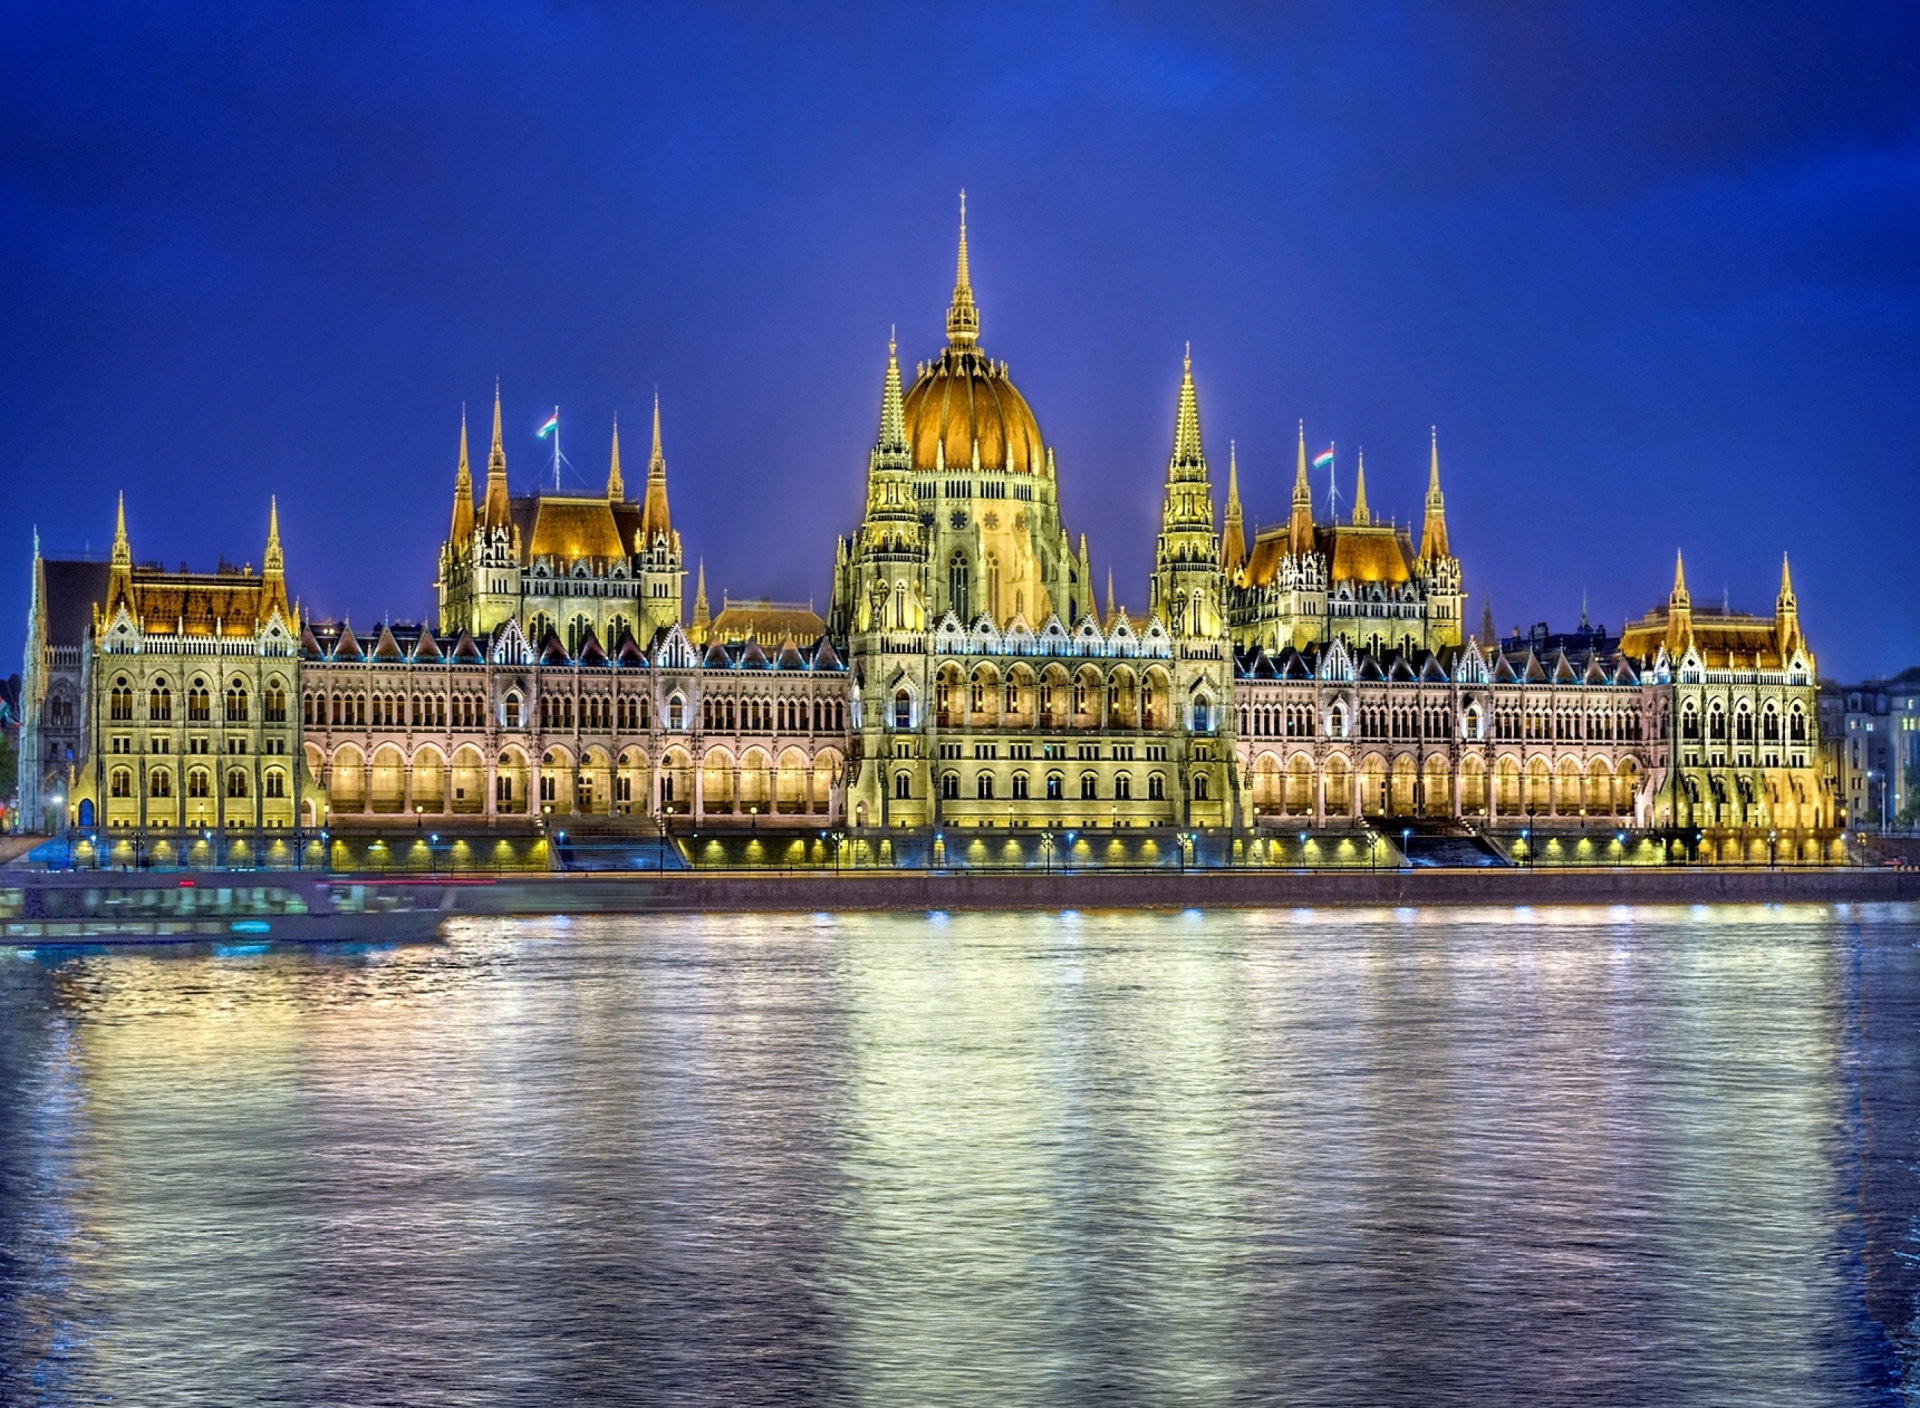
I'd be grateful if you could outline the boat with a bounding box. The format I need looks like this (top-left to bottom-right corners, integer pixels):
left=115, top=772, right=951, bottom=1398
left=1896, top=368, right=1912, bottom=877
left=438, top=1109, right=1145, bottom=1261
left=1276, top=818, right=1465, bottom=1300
left=0, top=872, right=452, bottom=950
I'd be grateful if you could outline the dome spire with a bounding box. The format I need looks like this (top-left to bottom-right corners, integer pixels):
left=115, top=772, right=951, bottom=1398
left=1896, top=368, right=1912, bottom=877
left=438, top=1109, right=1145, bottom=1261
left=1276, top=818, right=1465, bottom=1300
left=450, top=405, right=475, bottom=543
left=482, top=379, right=511, bottom=528
left=877, top=327, right=908, bottom=458
left=1419, top=425, right=1450, bottom=562
left=1289, top=421, right=1316, bottom=555
left=946, top=190, right=979, bottom=347
left=1171, top=343, right=1203, bottom=466
left=1222, top=439, right=1246, bottom=575
left=1351, top=449, right=1371, bottom=526
left=641, top=392, right=671, bottom=541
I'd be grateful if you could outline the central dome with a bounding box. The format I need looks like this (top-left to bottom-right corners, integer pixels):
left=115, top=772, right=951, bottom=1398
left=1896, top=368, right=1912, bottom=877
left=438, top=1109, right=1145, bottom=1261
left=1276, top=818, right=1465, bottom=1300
left=901, top=192, right=1048, bottom=477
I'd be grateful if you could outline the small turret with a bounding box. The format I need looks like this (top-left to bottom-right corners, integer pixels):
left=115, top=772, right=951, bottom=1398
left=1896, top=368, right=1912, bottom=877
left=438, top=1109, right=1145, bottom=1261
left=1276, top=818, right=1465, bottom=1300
left=1351, top=450, right=1371, bottom=527
left=691, top=560, right=711, bottom=642
left=1666, top=549, right=1695, bottom=657
left=262, top=496, right=290, bottom=619
left=104, top=492, right=135, bottom=620
left=1776, top=552, right=1802, bottom=660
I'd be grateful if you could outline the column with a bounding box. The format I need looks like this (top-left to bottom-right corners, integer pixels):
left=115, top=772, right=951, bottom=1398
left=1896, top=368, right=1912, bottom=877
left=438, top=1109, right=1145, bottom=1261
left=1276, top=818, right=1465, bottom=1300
left=1314, top=766, right=1326, bottom=828
left=693, top=763, right=705, bottom=823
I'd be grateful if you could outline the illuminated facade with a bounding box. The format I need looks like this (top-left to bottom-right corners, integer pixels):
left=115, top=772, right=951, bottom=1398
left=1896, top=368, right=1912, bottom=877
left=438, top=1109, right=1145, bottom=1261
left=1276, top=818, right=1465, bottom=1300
left=16, top=201, right=1835, bottom=860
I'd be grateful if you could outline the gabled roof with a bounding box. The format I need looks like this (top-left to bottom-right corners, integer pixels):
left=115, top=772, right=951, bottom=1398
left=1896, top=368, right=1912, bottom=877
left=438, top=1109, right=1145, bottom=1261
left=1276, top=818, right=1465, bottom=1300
left=813, top=638, right=843, bottom=670
left=451, top=630, right=484, bottom=664
left=616, top=635, right=647, bottom=667
left=702, top=639, right=731, bottom=668
left=412, top=631, right=444, bottom=664
left=1524, top=651, right=1547, bottom=683
left=776, top=637, right=807, bottom=669
left=334, top=623, right=363, bottom=661
left=577, top=630, right=607, bottom=667
left=1493, top=654, right=1520, bottom=683
left=1551, top=650, right=1577, bottom=684
left=740, top=638, right=770, bottom=669
left=539, top=633, right=572, bottom=667
left=372, top=625, right=405, bottom=662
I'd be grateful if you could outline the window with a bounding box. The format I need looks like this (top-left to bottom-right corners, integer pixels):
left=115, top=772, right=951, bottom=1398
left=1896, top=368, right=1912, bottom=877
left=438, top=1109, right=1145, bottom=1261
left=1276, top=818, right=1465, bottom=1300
left=110, top=678, right=133, bottom=722
left=1080, top=773, right=1098, bottom=800
left=505, top=694, right=522, bottom=729
left=941, top=772, right=960, bottom=800
left=1193, top=772, right=1210, bottom=801
left=668, top=695, right=685, bottom=730
left=187, top=769, right=210, bottom=798
left=149, top=769, right=172, bottom=798
left=1115, top=773, right=1132, bottom=800
left=894, top=690, right=913, bottom=730
left=894, top=772, right=911, bottom=800
left=264, top=769, right=286, bottom=799
left=976, top=772, right=995, bottom=800
left=1012, top=772, right=1029, bottom=800
left=226, top=769, right=249, bottom=799
left=948, top=551, right=970, bottom=622
left=1192, top=697, right=1212, bottom=732
left=1046, top=772, right=1064, bottom=801
left=1148, top=773, right=1165, bottom=801
left=224, top=681, right=249, bottom=722
left=150, top=683, right=173, bottom=722
left=187, top=681, right=210, bottom=722
left=110, top=769, right=132, bottom=798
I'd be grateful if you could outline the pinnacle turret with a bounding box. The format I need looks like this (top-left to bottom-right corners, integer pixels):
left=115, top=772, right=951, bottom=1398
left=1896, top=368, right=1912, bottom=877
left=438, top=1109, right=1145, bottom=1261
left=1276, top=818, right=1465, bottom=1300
left=1419, top=426, right=1450, bottom=562
left=641, top=394, right=672, bottom=541
left=946, top=191, right=979, bottom=347
left=606, top=415, right=625, bottom=501
left=482, top=381, right=511, bottom=528
left=1351, top=450, right=1371, bottom=526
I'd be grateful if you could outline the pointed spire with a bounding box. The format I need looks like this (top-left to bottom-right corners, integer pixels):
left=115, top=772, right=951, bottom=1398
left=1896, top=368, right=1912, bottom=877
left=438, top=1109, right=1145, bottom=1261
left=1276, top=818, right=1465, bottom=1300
left=111, top=491, right=130, bottom=569
left=1666, top=549, right=1694, bottom=657
left=1779, top=551, right=1795, bottom=600
left=1478, top=597, right=1497, bottom=650
left=946, top=190, right=979, bottom=347
left=877, top=327, right=907, bottom=455
left=1105, top=566, right=1116, bottom=624
left=640, top=393, right=671, bottom=541
left=1171, top=343, right=1204, bottom=465
left=1419, top=426, right=1450, bottom=562
left=1672, top=549, right=1689, bottom=602
left=1776, top=551, right=1802, bottom=660
left=1221, top=439, right=1246, bottom=575
left=606, top=414, right=625, bottom=501
left=265, top=496, right=283, bottom=574
left=1290, top=420, right=1316, bottom=556
left=1351, top=450, right=1371, bottom=526
left=450, top=406, right=475, bottom=544
left=482, top=379, right=511, bottom=528
left=691, top=559, right=711, bottom=642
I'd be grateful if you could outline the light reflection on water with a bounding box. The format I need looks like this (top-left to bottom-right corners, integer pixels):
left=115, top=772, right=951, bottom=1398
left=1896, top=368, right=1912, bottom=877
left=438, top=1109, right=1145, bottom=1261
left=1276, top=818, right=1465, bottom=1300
left=1, top=904, right=1917, bottom=1406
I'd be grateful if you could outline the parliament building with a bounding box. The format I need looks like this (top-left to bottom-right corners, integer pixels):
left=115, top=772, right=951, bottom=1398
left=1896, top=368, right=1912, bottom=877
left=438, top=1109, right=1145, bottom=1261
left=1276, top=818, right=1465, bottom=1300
left=19, top=204, right=1837, bottom=865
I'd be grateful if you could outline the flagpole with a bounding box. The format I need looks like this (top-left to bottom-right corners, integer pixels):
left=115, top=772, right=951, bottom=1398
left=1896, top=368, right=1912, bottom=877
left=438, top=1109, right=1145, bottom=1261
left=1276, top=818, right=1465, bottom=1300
left=553, top=406, right=561, bottom=492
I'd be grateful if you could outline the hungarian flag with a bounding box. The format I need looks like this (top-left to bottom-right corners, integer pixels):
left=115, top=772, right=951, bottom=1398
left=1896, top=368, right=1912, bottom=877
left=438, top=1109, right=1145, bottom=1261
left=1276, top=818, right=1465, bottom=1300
left=537, top=409, right=559, bottom=439
left=1311, top=446, right=1334, bottom=470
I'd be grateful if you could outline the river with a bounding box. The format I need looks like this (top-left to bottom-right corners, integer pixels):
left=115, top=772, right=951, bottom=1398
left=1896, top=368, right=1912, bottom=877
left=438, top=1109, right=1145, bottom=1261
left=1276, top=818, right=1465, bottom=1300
left=2, top=903, right=1917, bottom=1406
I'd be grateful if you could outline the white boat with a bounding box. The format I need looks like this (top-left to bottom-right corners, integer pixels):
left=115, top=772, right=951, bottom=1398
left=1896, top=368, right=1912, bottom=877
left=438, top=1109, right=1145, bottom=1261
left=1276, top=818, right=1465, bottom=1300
left=0, top=872, right=451, bottom=949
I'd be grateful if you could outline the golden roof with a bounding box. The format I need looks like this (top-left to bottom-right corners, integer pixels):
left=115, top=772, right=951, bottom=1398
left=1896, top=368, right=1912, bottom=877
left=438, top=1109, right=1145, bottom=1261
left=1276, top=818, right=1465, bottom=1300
left=904, top=348, right=1045, bottom=475
left=521, top=496, right=628, bottom=562
left=1238, top=523, right=1414, bottom=589
left=706, top=600, right=826, bottom=645
left=126, top=571, right=276, bottom=637
left=1620, top=607, right=1804, bottom=671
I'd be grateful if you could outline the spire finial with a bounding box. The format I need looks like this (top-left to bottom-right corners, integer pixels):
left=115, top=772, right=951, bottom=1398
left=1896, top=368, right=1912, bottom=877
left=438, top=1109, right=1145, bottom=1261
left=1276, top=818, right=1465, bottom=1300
left=265, top=495, right=284, bottom=575
left=1780, top=551, right=1794, bottom=597
left=1673, top=548, right=1688, bottom=596
left=876, top=330, right=909, bottom=459
left=482, top=381, right=510, bottom=527
left=692, top=558, right=711, bottom=641
left=1289, top=421, right=1315, bottom=554
left=946, top=190, right=980, bottom=346
left=1352, top=449, right=1371, bottom=526
left=1105, top=565, right=1116, bottom=623
left=451, top=405, right=477, bottom=543
left=1428, top=425, right=1442, bottom=494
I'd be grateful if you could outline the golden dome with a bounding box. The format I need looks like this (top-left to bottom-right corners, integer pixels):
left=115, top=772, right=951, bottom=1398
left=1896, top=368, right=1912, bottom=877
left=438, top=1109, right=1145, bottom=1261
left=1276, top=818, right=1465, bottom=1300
left=903, top=349, right=1045, bottom=475
left=902, top=191, right=1047, bottom=476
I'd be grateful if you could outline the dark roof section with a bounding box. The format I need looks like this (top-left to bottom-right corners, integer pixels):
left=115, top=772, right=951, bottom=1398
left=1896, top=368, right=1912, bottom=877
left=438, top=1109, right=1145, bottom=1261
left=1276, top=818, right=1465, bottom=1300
left=39, top=560, right=112, bottom=647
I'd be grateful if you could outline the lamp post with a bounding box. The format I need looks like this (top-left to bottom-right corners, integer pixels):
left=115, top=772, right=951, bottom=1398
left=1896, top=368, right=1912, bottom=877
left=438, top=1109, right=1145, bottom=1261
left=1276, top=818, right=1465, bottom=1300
left=1040, top=830, right=1055, bottom=876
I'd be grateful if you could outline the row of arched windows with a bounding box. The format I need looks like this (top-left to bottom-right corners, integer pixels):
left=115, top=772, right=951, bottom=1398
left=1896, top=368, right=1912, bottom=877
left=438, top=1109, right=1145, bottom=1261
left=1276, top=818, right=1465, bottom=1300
left=107, top=766, right=284, bottom=800
left=108, top=675, right=284, bottom=724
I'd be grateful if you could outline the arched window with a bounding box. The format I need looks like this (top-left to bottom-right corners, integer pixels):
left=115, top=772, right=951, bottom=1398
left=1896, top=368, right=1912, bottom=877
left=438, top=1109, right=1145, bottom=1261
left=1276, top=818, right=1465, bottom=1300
left=110, top=677, right=133, bottom=722
left=187, top=769, right=210, bottom=798
left=894, top=689, right=913, bottom=729
left=976, top=772, right=995, bottom=800
left=1114, top=773, right=1132, bottom=800
left=1080, top=772, right=1098, bottom=800
left=568, top=615, right=592, bottom=654
left=1012, top=772, right=1029, bottom=800
left=985, top=552, right=1001, bottom=623
left=1148, top=773, right=1166, bottom=801
left=1192, top=696, right=1212, bottom=732
left=941, top=772, right=959, bottom=800
left=225, top=680, right=249, bottom=723
left=187, top=679, right=210, bottom=722
left=149, top=768, right=172, bottom=798
left=1046, top=772, right=1064, bottom=801
left=110, top=768, right=132, bottom=798
left=948, top=551, right=970, bottom=623
left=1193, top=772, right=1210, bottom=801
left=504, top=693, right=522, bottom=729
left=894, top=772, right=911, bottom=800
left=668, top=694, right=685, bottom=730
left=226, top=769, right=249, bottom=799
left=264, top=769, right=286, bottom=799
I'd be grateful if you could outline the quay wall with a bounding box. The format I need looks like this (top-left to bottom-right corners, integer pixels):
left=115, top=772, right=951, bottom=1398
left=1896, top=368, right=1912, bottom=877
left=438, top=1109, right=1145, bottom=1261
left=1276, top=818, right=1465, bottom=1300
left=432, top=866, right=1920, bottom=918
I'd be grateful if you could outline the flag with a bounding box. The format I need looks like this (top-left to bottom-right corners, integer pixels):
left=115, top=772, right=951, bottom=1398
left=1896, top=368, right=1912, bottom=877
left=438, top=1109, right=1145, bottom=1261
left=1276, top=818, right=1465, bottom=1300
left=537, top=410, right=559, bottom=439
left=1311, top=446, right=1334, bottom=470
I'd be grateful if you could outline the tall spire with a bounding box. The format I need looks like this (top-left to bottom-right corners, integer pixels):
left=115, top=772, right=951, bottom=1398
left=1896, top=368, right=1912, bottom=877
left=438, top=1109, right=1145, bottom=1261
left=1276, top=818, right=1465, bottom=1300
left=1222, top=439, right=1246, bottom=575
left=1666, top=549, right=1694, bottom=657
left=450, top=406, right=475, bottom=544
left=606, top=415, right=625, bottom=501
left=1779, top=551, right=1795, bottom=602
left=1351, top=450, right=1371, bottom=526
left=482, top=380, right=511, bottom=528
left=1289, top=420, right=1315, bottom=556
left=1419, top=426, right=1450, bottom=562
left=1105, top=565, right=1116, bottom=625
left=640, top=393, right=671, bottom=541
left=1776, top=551, right=1802, bottom=659
left=111, top=491, right=130, bottom=569
left=1478, top=597, right=1497, bottom=650
left=691, top=559, right=711, bottom=641
left=946, top=190, right=980, bottom=347
left=877, top=328, right=908, bottom=458
left=1170, top=343, right=1205, bottom=466
left=262, top=496, right=289, bottom=618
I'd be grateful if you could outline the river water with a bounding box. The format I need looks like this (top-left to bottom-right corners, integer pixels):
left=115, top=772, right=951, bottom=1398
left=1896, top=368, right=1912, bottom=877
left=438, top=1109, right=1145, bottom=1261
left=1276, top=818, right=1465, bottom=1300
left=2, top=904, right=1918, bottom=1407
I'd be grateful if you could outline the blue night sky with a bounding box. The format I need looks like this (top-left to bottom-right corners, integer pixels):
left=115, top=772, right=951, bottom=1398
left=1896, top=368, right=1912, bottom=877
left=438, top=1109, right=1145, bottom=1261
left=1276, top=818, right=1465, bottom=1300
left=3, top=3, right=1918, bottom=679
